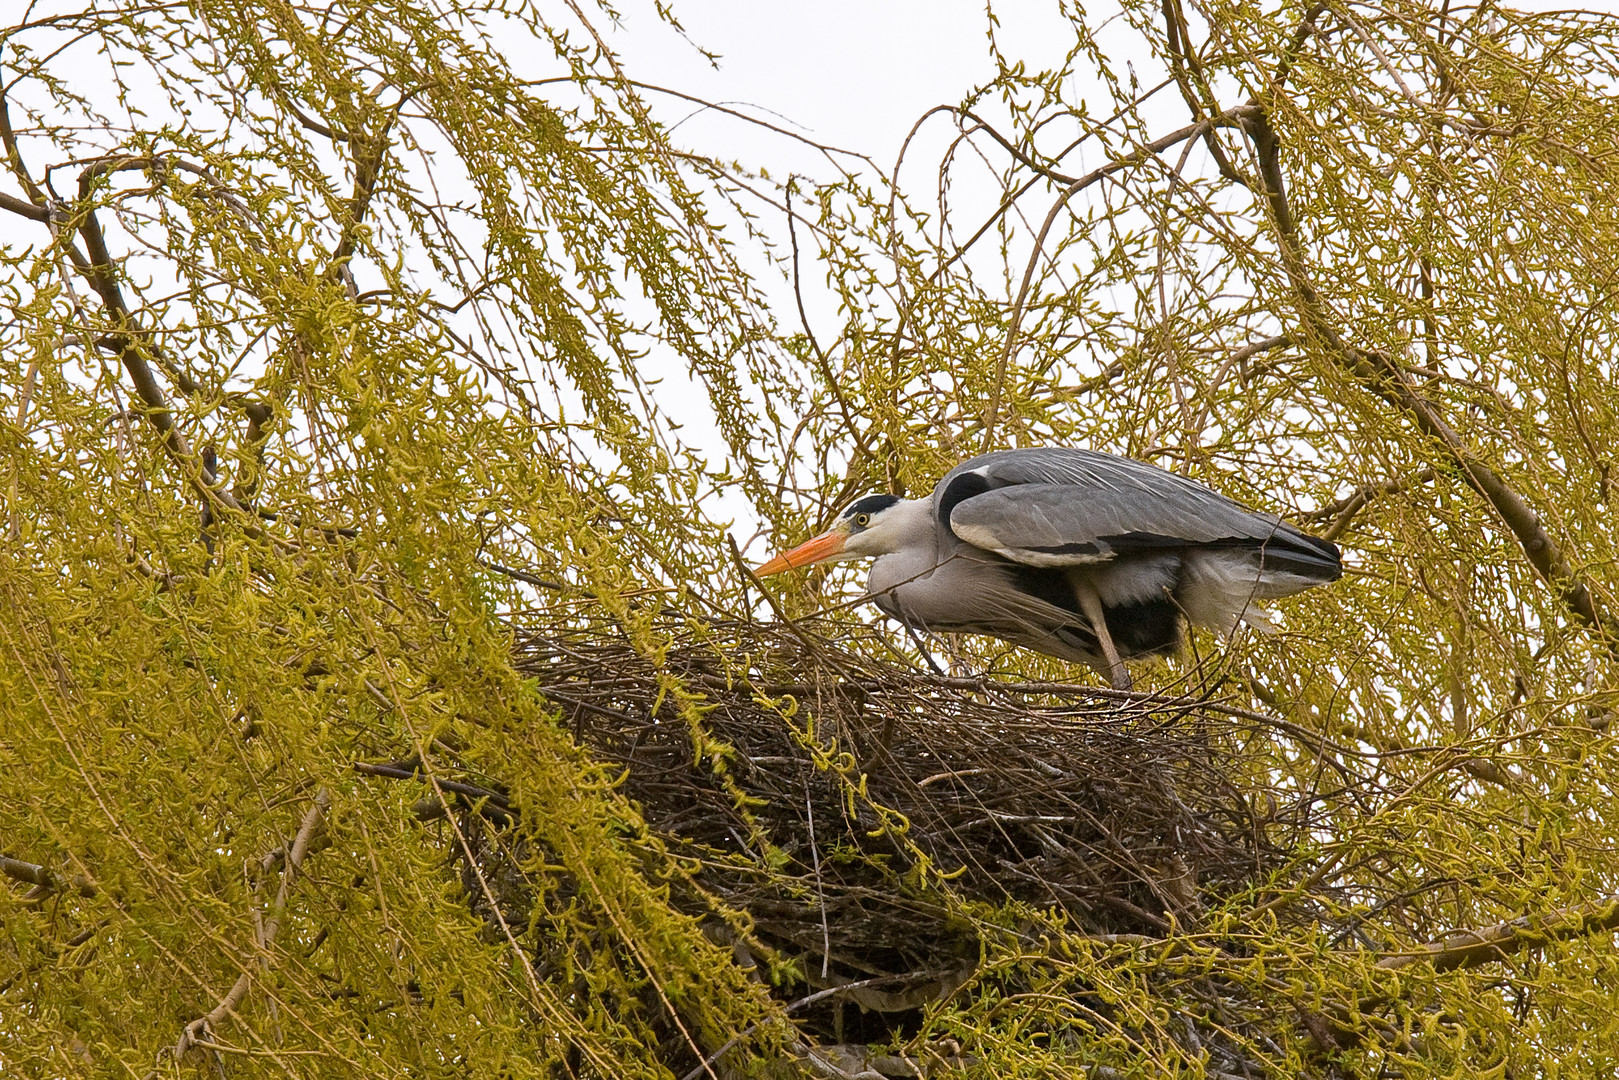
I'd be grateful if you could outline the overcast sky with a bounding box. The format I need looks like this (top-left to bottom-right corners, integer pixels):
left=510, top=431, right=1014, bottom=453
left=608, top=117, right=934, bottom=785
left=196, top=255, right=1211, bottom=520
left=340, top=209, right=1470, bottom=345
left=605, top=0, right=1610, bottom=177
left=611, top=2, right=1017, bottom=171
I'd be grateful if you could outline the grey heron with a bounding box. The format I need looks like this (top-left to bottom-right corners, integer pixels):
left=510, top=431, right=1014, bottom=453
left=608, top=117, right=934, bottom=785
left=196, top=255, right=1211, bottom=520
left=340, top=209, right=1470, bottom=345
left=755, top=447, right=1342, bottom=688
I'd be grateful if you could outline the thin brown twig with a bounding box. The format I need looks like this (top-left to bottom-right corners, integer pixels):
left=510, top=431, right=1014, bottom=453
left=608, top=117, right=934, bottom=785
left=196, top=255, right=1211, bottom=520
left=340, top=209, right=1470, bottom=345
left=159, top=788, right=330, bottom=1073
left=983, top=106, right=1259, bottom=445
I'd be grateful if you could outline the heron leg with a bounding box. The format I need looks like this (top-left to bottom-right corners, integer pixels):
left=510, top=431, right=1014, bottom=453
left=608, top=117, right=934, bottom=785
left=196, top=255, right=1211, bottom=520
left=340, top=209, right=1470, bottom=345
left=1073, top=581, right=1131, bottom=690
left=901, top=621, right=947, bottom=676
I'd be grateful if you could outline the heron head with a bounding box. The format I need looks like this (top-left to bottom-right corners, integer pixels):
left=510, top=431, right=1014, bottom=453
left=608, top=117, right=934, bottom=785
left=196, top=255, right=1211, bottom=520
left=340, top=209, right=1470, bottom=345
left=754, top=494, right=906, bottom=575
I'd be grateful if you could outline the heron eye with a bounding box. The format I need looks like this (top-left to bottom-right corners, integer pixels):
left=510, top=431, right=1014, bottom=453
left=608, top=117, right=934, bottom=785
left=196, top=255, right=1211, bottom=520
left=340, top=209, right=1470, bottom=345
left=853, top=512, right=871, bottom=527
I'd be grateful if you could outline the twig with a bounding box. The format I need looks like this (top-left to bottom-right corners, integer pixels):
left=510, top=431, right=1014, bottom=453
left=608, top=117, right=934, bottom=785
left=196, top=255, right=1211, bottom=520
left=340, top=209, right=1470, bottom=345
left=805, top=776, right=831, bottom=980
left=1302, top=467, right=1437, bottom=541
left=1304, top=893, right=1619, bottom=1056
left=352, top=761, right=515, bottom=824
left=159, top=788, right=330, bottom=1072
left=785, top=177, right=868, bottom=455
left=727, top=533, right=849, bottom=669
left=983, top=107, right=1258, bottom=444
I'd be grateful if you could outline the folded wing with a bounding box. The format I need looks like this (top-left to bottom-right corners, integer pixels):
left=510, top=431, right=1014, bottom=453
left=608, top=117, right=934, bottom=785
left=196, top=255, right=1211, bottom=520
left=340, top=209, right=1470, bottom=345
left=938, top=448, right=1341, bottom=581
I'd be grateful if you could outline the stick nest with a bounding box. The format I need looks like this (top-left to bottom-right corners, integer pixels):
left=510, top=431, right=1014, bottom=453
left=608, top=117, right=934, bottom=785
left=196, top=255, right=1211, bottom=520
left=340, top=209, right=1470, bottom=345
left=509, top=618, right=1289, bottom=981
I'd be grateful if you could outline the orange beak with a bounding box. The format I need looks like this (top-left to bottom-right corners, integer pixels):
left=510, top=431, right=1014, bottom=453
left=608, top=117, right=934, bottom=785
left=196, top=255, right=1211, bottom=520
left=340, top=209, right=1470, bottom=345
left=753, top=527, right=848, bottom=577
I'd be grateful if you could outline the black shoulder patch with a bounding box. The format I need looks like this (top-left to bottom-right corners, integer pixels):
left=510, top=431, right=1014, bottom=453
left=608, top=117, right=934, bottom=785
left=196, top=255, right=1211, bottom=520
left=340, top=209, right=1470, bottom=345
left=936, top=471, right=991, bottom=535
left=844, top=494, right=900, bottom=519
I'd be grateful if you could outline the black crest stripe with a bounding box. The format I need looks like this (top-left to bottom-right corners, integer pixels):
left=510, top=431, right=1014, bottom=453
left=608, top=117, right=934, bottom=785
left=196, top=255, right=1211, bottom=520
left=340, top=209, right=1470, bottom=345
left=844, top=494, right=900, bottom=518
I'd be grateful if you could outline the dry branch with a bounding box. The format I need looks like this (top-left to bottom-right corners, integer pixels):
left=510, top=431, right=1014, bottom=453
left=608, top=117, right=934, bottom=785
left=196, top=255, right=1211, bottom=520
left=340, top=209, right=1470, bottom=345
left=157, top=788, right=330, bottom=1072
left=1376, top=894, right=1619, bottom=975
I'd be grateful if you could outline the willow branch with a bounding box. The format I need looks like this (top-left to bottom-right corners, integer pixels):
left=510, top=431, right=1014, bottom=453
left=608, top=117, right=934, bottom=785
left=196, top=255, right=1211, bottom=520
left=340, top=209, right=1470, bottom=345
left=983, top=106, right=1258, bottom=444
left=1303, top=466, right=1438, bottom=541
left=0, top=188, right=48, bottom=221
left=352, top=760, right=515, bottom=824
left=0, top=93, right=48, bottom=211
left=1375, top=894, right=1619, bottom=975
left=328, top=113, right=396, bottom=290
left=1308, top=894, right=1619, bottom=1055
left=1242, top=102, right=1614, bottom=646
left=38, top=156, right=281, bottom=537
left=955, top=108, right=1082, bottom=185
left=2, top=854, right=97, bottom=897
left=786, top=178, right=868, bottom=456
left=0, top=856, right=52, bottom=887
left=164, top=788, right=330, bottom=1068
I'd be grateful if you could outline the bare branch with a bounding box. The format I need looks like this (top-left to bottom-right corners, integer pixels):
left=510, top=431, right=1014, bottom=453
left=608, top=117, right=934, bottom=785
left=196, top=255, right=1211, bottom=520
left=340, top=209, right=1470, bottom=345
left=0, top=187, right=48, bottom=221
left=984, top=106, right=1259, bottom=443
left=164, top=788, right=330, bottom=1069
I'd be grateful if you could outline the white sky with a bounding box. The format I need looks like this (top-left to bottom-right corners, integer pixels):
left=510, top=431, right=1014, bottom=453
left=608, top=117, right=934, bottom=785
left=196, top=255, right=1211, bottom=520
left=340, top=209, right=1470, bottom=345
left=604, top=1, right=1077, bottom=331
left=608, top=0, right=1613, bottom=176
left=612, top=2, right=1008, bottom=164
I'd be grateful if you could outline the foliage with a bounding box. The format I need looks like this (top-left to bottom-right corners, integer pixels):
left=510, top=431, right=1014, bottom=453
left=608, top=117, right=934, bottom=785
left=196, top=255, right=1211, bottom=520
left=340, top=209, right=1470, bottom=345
left=3, top=0, right=1619, bottom=1077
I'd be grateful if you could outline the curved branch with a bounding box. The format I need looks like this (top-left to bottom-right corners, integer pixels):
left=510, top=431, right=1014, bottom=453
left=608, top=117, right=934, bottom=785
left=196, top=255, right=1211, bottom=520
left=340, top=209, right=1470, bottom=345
left=160, top=788, right=330, bottom=1071
left=1241, top=101, right=1615, bottom=647
left=1303, top=467, right=1438, bottom=541
left=955, top=108, right=1082, bottom=186
left=983, top=106, right=1259, bottom=444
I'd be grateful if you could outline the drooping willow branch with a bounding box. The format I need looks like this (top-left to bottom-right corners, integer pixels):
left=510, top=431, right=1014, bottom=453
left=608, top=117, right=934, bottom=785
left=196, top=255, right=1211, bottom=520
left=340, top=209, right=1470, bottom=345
left=983, top=105, right=1261, bottom=445
left=1240, top=98, right=1615, bottom=650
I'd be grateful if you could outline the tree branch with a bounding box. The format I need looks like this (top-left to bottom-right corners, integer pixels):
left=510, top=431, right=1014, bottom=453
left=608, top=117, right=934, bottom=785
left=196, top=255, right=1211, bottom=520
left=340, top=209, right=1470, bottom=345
left=328, top=114, right=396, bottom=291
left=1375, top=894, right=1619, bottom=975
left=0, top=93, right=48, bottom=211
left=352, top=760, right=515, bottom=824
left=983, top=106, right=1259, bottom=444
left=0, top=856, right=51, bottom=888
left=1240, top=102, right=1615, bottom=647
left=1302, top=466, right=1437, bottom=541
left=785, top=177, right=869, bottom=457
left=2, top=854, right=97, bottom=896
left=0, top=188, right=48, bottom=221
left=1308, top=894, right=1619, bottom=1056
left=163, top=788, right=330, bottom=1069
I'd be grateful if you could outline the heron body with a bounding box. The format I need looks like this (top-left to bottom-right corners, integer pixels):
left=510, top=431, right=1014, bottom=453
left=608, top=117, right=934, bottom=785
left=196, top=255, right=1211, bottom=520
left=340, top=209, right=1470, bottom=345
left=755, top=448, right=1342, bottom=686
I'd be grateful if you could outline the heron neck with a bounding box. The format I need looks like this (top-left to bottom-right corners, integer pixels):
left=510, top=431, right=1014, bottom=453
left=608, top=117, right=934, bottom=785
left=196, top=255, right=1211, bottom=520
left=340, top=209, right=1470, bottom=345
left=865, top=498, right=939, bottom=595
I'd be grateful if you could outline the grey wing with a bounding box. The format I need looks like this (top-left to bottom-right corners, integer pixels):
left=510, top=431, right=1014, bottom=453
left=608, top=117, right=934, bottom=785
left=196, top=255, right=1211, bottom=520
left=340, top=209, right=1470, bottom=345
left=937, top=448, right=1340, bottom=576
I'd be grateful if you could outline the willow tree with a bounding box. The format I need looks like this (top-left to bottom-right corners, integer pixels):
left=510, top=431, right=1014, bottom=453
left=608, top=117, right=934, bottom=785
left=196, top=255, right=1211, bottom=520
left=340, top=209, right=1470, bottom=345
left=4, top=1, right=1619, bottom=1078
